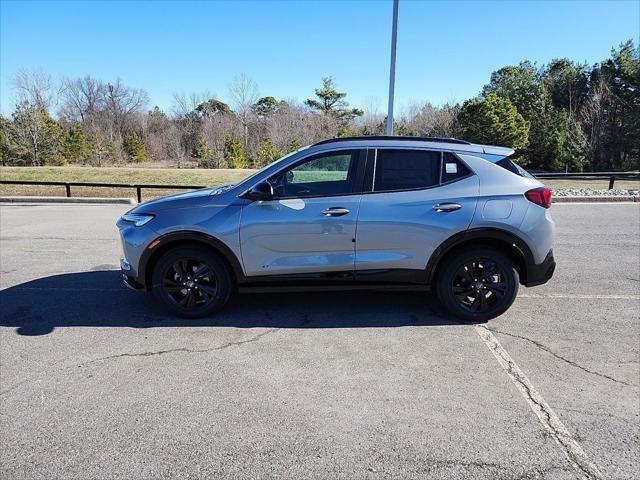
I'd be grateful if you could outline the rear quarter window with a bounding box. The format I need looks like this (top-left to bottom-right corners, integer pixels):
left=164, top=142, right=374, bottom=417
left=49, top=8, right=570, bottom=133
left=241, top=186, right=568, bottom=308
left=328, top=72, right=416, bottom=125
left=441, top=152, right=471, bottom=183
left=496, top=157, right=535, bottom=179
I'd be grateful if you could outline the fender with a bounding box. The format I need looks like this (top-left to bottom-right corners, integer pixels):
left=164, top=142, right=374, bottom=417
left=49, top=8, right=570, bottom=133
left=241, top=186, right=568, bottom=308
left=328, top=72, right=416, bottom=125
left=137, top=231, right=246, bottom=290
left=425, top=227, right=535, bottom=285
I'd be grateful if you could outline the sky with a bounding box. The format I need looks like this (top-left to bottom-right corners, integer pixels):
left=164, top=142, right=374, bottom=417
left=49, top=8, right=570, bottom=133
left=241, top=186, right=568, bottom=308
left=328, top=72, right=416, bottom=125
left=1, top=0, right=639, bottom=116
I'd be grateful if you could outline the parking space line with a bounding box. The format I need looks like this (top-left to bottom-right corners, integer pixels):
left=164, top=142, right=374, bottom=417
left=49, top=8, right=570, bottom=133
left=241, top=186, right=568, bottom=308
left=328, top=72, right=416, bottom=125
left=474, top=325, right=604, bottom=480
left=518, top=293, right=638, bottom=300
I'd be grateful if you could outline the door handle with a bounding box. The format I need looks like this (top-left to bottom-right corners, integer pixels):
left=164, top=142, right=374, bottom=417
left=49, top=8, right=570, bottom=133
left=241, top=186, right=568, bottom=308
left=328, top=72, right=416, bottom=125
left=433, top=203, right=462, bottom=212
left=322, top=207, right=350, bottom=217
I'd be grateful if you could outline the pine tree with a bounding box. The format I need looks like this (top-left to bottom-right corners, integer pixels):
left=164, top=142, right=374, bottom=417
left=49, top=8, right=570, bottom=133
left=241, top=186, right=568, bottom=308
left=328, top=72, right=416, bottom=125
left=223, top=135, right=247, bottom=168
left=123, top=132, right=148, bottom=163
left=256, top=137, right=283, bottom=167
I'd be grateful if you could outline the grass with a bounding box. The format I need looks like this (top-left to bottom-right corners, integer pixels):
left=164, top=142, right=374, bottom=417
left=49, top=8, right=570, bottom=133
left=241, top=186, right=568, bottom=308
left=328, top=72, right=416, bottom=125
left=1, top=166, right=638, bottom=199
left=543, top=178, right=639, bottom=191
left=0, top=166, right=257, bottom=199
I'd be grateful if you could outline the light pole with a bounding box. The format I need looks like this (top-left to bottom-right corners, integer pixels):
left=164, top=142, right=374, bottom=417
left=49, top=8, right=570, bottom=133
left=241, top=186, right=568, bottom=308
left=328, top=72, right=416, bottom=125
left=386, top=0, right=399, bottom=136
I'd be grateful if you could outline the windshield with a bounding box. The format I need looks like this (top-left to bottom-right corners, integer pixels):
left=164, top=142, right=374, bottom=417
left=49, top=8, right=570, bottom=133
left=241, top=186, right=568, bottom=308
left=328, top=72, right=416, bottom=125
left=232, top=147, right=308, bottom=188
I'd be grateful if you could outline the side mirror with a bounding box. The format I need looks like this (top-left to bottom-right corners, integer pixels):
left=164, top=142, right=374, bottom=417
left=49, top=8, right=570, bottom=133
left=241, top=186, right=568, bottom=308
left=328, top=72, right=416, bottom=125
left=242, top=181, right=274, bottom=202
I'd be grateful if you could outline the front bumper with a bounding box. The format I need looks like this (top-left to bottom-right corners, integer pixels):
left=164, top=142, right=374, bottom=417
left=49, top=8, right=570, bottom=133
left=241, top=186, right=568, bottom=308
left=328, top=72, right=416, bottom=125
left=122, top=273, right=145, bottom=290
left=524, top=249, right=556, bottom=287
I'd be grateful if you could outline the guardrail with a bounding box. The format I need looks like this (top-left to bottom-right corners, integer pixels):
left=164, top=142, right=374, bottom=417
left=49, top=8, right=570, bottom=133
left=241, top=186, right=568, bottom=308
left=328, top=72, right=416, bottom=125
left=1, top=171, right=638, bottom=203
left=534, top=172, right=639, bottom=189
left=0, top=180, right=205, bottom=203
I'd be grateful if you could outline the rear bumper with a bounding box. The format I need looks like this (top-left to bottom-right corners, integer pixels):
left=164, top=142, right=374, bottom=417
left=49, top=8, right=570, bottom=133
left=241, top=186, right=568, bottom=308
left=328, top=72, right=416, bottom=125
left=524, top=249, right=555, bottom=287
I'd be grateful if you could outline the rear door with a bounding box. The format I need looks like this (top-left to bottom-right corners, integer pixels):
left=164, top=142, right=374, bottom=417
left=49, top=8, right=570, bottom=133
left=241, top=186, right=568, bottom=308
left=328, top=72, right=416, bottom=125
left=240, top=149, right=366, bottom=277
left=355, top=149, right=479, bottom=275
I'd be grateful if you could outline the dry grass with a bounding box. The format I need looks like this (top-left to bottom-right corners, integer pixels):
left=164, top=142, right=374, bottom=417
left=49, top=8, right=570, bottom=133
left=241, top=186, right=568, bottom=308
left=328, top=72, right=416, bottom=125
left=0, top=166, right=257, bottom=200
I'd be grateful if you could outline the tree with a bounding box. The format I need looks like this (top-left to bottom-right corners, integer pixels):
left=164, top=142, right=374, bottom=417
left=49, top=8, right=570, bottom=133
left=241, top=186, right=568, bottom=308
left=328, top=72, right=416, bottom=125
left=7, top=102, right=54, bottom=165
left=256, top=137, right=283, bottom=167
left=123, top=132, right=148, bottom=163
left=12, top=68, right=56, bottom=111
left=63, top=124, right=92, bottom=163
left=228, top=73, right=259, bottom=148
left=456, top=94, right=529, bottom=150
left=543, top=59, right=589, bottom=116
left=192, top=137, right=218, bottom=168
left=482, top=62, right=539, bottom=117
left=105, top=79, right=149, bottom=135
left=59, top=75, right=106, bottom=122
left=305, top=77, right=363, bottom=121
left=288, top=137, right=302, bottom=153
left=223, top=134, right=247, bottom=168
left=252, top=96, right=279, bottom=117
left=195, top=99, right=232, bottom=118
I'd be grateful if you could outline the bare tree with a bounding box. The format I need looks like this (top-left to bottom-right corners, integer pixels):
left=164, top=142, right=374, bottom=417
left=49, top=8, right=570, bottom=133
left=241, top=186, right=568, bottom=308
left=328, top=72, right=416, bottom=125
left=170, top=90, right=214, bottom=118
left=12, top=68, right=56, bottom=111
left=104, top=79, right=149, bottom=135
left=59, top=75, right=106, bottom=122
left=228, top=73, right=259, bottom=147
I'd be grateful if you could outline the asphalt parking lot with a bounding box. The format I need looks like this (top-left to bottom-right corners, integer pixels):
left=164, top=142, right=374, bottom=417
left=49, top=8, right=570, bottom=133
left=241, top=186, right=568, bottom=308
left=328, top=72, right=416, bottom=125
left=0, top=202, right=638, bottom=479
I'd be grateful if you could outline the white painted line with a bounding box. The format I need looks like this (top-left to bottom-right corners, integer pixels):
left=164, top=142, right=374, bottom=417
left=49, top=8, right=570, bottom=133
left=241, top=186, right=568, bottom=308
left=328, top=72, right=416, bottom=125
left=474, top=325, right=604, bottom=480
left=519, top=293, right=639, bottom=300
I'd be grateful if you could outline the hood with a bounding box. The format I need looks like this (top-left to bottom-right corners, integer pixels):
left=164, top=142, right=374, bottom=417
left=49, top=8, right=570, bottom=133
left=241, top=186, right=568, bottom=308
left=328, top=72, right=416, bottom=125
left=132, top=186, right=226, bottom=213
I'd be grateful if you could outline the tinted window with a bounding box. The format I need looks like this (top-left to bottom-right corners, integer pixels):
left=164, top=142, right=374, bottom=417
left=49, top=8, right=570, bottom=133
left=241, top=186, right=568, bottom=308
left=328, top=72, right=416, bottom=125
left=270, top=150, right=359, bottom=198
left=496, top=157, right=535, bottom=179
left=374, top=149, right=440, bottom=192
left=441, top=152, right=471, bottom=183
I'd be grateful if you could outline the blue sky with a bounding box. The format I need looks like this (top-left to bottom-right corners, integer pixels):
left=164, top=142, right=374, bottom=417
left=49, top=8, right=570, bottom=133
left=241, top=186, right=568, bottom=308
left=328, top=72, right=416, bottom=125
left=1, top=0, right=638, bottom=116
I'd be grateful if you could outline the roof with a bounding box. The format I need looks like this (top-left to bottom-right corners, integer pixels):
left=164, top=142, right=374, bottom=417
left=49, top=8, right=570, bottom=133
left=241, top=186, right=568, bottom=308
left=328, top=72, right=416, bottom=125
left=311, top=136, right=514, bottom=157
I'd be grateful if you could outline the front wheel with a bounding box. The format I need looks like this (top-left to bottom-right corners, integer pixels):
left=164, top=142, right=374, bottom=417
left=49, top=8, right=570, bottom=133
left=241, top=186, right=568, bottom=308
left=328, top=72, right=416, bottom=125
left=151, top=246, right=232, bottom=318
left=436, top=247, right=519, bottom=323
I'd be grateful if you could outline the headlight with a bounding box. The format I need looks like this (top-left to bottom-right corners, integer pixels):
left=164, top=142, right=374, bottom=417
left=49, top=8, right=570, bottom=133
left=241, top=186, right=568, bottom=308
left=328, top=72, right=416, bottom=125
left=121, top=213, right=155, bottom=227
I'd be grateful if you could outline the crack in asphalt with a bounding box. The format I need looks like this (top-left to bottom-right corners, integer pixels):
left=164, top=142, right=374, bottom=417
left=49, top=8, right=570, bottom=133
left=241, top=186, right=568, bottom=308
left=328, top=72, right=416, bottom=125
left=78, top=328, right=280, bottom=366
left=475, top=326, right=604, bottom=480
left=489, top=327, right=633, bottom=387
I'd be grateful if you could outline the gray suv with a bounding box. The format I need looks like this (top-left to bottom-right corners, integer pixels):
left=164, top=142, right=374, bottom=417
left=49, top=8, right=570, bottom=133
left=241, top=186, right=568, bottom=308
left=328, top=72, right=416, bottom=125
left=117, top=136, right=555, bottom=322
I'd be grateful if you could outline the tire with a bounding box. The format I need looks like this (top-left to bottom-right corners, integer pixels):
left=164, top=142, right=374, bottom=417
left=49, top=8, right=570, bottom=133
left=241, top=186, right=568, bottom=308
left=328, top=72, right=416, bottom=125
left=151, top=245, right=232, bottom=318
left=436, top=247, right=519, bottom=323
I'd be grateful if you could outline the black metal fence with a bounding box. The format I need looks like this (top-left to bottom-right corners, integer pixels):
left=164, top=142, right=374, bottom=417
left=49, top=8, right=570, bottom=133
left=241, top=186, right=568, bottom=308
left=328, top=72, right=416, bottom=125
left=534, top=172, right=639, bottom=190
left=0, top=180, right=205, bottom=203
left=1, top=172, right=638, bottom=203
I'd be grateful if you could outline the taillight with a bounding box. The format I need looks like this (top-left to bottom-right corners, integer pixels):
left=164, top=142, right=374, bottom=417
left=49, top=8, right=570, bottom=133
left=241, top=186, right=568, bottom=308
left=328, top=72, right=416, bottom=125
left=525, top=187, right=552, bottom=208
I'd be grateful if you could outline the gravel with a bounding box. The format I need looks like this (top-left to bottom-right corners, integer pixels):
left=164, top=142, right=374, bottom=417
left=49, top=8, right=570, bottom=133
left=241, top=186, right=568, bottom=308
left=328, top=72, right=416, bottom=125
left=552, top=188, right=639, bottom=197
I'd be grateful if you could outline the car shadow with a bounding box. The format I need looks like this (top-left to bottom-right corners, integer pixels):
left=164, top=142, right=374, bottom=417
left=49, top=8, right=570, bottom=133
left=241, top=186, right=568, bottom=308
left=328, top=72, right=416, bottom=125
left=0, top=270, right=460, bottom=336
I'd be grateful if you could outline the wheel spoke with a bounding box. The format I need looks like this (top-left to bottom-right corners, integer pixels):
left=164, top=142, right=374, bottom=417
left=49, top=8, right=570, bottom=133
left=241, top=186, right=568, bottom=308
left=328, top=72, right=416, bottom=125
left=469, top=295, right=481, bottom=311
left=487, top=282, right=507, bottom=298
left=173, top=260, right=189, bottom=279
left=193, top=263, right=212, bottom=280
left=478, top=292, right=489, bottom=310
left=481, top=263, right=498, bottom=279
left=457, top=265, right=474, bottom=284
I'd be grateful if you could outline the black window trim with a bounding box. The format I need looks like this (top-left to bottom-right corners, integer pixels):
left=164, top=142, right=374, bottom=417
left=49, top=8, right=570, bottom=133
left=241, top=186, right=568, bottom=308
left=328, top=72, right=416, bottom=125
left=363, top=147, right=476, bottom=194
left=266, top=148, right=368, bottom=200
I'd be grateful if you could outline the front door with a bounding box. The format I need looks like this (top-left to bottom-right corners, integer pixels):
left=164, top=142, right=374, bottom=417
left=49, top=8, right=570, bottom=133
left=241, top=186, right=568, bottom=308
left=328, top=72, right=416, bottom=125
left=240, top=149, right=365, bottom=277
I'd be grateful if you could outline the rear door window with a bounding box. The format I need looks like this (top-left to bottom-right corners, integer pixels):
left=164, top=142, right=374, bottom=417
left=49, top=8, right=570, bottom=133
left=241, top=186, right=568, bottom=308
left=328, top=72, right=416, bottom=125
left=373, top=149, right=441, bottom=192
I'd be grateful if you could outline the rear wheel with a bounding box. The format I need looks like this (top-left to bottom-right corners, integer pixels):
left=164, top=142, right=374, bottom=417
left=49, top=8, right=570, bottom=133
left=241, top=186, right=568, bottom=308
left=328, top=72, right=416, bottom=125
left=151, top=246, right=232, bottom=318
left=436, top=247, right=519, bottom=323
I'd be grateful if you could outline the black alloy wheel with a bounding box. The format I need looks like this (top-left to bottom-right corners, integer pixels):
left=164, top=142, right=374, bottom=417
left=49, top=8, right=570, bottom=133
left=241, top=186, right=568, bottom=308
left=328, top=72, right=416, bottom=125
left=437, top=248, right=519, bottom=323
left=152, top=246, right=232, bottom=318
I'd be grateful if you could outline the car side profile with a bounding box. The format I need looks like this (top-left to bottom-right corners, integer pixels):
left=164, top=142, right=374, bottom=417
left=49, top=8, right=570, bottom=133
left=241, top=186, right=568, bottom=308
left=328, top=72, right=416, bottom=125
left=117, top=136, right=555, bottom=322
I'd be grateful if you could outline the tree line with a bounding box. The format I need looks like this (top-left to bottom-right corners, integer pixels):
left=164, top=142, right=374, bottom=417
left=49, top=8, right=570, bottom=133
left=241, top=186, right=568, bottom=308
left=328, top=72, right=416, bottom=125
left=1, top=40, right=637, bottom=172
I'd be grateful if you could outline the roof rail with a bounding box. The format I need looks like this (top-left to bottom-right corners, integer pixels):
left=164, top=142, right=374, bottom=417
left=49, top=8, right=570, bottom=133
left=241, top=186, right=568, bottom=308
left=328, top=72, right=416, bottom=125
left=313, top=136, right=472, bottom=146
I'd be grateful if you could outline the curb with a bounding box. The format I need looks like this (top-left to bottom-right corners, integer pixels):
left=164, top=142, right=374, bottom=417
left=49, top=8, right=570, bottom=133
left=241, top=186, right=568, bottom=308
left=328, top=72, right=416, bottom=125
left=553, top=196, right=638, bottom=203
left=0, top=196, right=135, bottom=205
